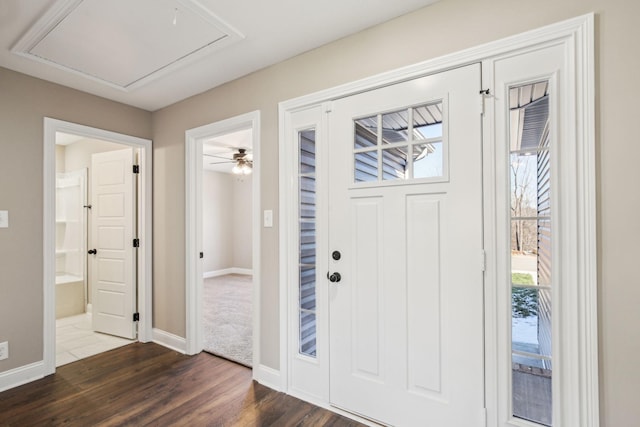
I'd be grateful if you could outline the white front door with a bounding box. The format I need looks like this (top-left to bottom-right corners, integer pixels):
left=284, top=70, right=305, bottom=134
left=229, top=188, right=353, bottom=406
left=90, top=148, right=137, bottom=339
left=328, top=64, right=484, bottom=426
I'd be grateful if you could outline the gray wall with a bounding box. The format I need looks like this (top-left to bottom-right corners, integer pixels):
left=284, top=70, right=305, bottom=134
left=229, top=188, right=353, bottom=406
left=1, top=0, right=639, bottom=424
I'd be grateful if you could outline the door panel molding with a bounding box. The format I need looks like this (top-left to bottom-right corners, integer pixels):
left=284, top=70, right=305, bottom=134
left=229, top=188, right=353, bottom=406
left=279, top=13, right=596, bottom=427
left=91, top=148, right=136, bottom=339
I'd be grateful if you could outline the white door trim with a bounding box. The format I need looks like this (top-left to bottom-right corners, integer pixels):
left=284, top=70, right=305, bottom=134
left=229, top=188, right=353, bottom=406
left=279, top=13, right=596, bottom=426
left=43, top=118, right=153, bottom=375
left=184, top=111, right=261, bottom=371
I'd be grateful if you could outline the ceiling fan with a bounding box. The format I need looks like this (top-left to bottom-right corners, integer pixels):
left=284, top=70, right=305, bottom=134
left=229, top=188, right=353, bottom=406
left=204, top=148, right=253, bottom=175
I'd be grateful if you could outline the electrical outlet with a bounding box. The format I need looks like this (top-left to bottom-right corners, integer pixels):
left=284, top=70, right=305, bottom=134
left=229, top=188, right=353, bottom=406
left=0, top=341, right=8, bottom=360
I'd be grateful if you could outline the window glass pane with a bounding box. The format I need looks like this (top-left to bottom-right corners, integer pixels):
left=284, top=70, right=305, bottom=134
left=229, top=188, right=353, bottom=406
left=382, top=147, right=407, bottom=181
left=299, top=266, right=316, bottom=311
left=511, top=219, right=539, bottom=256
left=413, top=103, right=443, bottom=139
left=413, top=142, right=443, bottom=179
left=355, top=150, right=378, bottom=182
left=512, top=354, right=552, bottom=426
left=299, top=176, right=316, bottom=219
left=381, top=109, right=409, bottom=144
left=298, top=129, right=317, bottom=357
left=300, top=130, right=316, bottom=173
left=355, top=116, right=377, bottom=148
left=300, top=311, right=317, bottom=356
left=512, top=287, right=552, bottom=359
left=509, top=80, right=551, bottom=425
left=414, top=122, right=442, bottom=140
left=511, top=153, right=540, bottom=214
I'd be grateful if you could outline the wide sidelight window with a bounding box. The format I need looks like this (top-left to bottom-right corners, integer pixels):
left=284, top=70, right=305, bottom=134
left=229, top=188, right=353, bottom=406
left=509, top=80, right=552, bottom=426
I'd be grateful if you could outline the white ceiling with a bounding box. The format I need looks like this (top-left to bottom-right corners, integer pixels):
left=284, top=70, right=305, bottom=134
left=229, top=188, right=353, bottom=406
left=0, top=0, right=439, bottom=111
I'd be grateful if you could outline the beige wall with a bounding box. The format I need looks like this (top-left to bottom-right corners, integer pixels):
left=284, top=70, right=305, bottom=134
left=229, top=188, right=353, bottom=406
left=202, top=171, right=234, bottom=272
left=0, top=67, right=151, bottom=373
left=202, top=171, right=253, bottom=273
left=63, top=138, right=124, bottom=172
left=232, top=176, right=253, bottom=270
left=1, top=0, right=639, bottom=424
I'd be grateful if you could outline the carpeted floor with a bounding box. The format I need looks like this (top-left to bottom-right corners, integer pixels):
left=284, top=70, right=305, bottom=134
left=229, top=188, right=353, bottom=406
left=202, top=274, right=253, bottom=367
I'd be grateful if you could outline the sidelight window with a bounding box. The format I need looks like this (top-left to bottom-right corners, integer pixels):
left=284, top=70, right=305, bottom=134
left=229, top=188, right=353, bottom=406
left=509, top=80, right=552, bottom=426
left=298, top=129, right=317, bottom=357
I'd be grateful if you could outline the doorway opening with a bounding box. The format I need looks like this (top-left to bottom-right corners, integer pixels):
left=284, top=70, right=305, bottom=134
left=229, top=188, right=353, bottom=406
left=43, top=118, right=153, bottom=375
left=185, top=111, right=261, bottom=371
left=201, top=129, right=254, bottom=366
left=54, top=134, right=138, bottom=366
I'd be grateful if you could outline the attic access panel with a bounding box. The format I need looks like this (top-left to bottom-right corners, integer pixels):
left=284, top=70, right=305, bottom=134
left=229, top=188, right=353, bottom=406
left=12, top=0, right=243, bottom=91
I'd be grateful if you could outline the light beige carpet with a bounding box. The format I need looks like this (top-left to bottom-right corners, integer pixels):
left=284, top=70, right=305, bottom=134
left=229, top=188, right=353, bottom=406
left=202, top=274, right=252, bottom=367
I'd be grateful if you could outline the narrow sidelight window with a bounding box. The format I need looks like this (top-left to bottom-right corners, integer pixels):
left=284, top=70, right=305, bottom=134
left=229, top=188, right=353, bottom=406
left=509, top=81, right=552, bottom=426
left=298, top=129, right=317, bottom=357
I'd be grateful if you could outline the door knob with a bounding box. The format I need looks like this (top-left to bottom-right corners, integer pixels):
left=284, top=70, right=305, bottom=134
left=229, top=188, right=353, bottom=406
left=327, top=272, right=341, bottom=283
left=88, top=249, right=97, bottom=255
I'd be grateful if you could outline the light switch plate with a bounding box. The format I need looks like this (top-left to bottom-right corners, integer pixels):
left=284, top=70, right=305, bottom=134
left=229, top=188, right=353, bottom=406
left=263, top=209, right=273, bottom=228
left=0, top=210, right=8, bottom=228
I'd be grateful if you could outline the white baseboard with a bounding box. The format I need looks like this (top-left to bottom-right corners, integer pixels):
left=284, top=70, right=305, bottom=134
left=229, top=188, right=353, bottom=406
left=203, top=268, right=253, bottom=278
left=152, top=328, right=186, bottom=354
left=253, top=364, right=282, bottom=391
left=0, top=361, right=46, bottom=393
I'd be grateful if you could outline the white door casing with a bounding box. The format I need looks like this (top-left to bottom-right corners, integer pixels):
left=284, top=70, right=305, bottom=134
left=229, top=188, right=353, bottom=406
left=90, top=148, right=137, bottom=339
left=184, top=110, right=261, bottom=368
left=328, top=64, right=484, bottom=426
left=41, top=118, right=152, bottom=380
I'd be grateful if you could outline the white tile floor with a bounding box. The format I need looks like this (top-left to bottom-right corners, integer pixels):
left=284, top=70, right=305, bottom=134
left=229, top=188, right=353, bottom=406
left=56, top=313, right=135, bottom=367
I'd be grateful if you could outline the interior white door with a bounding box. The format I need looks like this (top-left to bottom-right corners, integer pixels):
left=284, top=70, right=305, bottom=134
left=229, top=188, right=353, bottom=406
left=328, top=64, right=484, bottom=426
left=90, top=148, right=137, bottom=339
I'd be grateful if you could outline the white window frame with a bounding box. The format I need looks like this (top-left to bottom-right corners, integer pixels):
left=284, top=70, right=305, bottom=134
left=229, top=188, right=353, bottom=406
left=279, top=14, right=596, bottom=426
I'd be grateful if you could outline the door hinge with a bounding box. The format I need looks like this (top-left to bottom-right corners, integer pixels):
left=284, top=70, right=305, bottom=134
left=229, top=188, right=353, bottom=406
left=133, top=165, right=140, bottom=174
left=133, top=312, right=140, bottom=322
left=133, top=238, right=140, bottom=248
left=324, top=101, right=333, bottom=114
left=481, top=249, right=486, bottom=272
left=479, top=88, right=490, bottom=116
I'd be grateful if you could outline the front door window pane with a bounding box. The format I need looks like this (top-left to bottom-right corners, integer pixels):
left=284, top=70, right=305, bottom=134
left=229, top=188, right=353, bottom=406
left=353, top=101, right=444, bottom=183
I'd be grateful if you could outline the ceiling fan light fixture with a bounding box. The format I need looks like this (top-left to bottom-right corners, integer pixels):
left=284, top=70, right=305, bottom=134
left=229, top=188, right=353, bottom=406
left=232, top=158, right=252, bottom=175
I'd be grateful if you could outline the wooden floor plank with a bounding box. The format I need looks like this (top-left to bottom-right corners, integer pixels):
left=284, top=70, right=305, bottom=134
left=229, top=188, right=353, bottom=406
left=0, top=343, right=366, bottom=427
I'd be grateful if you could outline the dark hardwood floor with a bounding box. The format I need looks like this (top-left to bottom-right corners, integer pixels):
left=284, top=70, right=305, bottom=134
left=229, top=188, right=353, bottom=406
left=0, top=343, right=366, bottom=427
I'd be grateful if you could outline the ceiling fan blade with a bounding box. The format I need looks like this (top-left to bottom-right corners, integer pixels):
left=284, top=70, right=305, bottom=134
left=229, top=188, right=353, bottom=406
left=209, top=160, right=235, bottom=165
left=203, top=153, right=233, bottom=160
